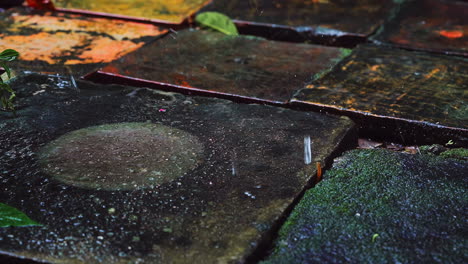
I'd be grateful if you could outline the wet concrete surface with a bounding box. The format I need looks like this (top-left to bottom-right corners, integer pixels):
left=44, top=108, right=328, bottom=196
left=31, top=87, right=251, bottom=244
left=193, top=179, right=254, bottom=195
left=0, top=73, right=355, bottom=263
left=374, top=0, right=467, bottom=57
left=263, top=148, right=468, bottom=264
left=1, top=1, right=467, bottom=263
left=98, top=29, right=349, bottom=104
left=0, top=7, right=167, bottom=76
left=292, top=44, right=468, bottom=129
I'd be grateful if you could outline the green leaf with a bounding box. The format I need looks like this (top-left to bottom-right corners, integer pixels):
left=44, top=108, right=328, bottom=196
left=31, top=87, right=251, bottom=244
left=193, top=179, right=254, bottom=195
left=0, top=61, right=11, bottom=79
left=0, top=203, right=42, bottom=227
left=0, top=49, right=19, bottom=62
left=195, top=12, right=239, bottom=36
left=0, top=83, right=14, bottom=93
left=8, top=92, right=16, bottom=101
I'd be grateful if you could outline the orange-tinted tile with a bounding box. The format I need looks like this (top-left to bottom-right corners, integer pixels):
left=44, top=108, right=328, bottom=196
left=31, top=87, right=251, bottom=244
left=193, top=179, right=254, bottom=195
left=0, top=8, right=167, bottom=74
left=50, top=0, right=211, bottom=24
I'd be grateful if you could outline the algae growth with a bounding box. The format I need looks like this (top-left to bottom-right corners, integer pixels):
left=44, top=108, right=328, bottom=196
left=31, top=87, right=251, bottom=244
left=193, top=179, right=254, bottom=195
left=264, top=149, right=467, bottom=264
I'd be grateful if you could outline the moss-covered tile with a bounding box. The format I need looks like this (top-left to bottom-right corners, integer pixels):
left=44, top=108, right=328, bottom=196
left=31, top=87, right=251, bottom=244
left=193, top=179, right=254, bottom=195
left=292, top=45, right=468, bottom=129
left=50, top=0, right=211, bottom=24
left=0, top=73, right=355, bottom=263
left=264, top=149, right=467, bottom=264
left=96, top=29, right=348, bottom=103
left=375, top=0, right=467, bottom=56
left=0, top=8, right=167, bottom=76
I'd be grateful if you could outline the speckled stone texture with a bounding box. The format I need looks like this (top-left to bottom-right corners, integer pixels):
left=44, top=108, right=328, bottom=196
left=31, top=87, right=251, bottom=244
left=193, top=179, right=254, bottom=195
left=98, top=29, right=349, bottom=103
left=292, top=45, right=468, bottom=129
left=264, top=149, right=467, bottom=264
left=0, top=73, right=355, bottom=263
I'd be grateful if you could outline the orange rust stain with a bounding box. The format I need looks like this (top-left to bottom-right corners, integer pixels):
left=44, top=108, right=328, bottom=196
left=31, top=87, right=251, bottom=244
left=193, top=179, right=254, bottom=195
left=396, top=92, right=407, bottom=101
left=341, top=61, right=355, bottom=71
left=316, top=162, right=322, bottom=183
left=0, top=32, right=83, bottom=64
left=438, top=30, right=463, bottom=39
left=66, top=38, right=145, bottom=64
left=101, top=65, right=121, bottom=74
left=1, top=14, right=166, bottom=65
left=344, top=98, right=355, bottom=105
left=172, top=73, right=192, bottom=87
left=10, top=14, right=165, bottom=40
left=370, top=65, right=380, bottom=72
left=424, top=68, right=440, bottom=80
left=0, top=31, right=145, bottom=64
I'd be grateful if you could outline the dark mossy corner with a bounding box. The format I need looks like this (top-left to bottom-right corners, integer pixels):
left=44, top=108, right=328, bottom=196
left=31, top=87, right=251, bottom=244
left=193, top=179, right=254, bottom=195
left=264, top=149, right=467, bottom=264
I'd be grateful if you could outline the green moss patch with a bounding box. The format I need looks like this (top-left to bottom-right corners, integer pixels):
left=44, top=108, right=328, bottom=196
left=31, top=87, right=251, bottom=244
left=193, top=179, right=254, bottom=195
left=440, top=148, right=468, bottom=161
left=264, top=149, right=467, bottom=264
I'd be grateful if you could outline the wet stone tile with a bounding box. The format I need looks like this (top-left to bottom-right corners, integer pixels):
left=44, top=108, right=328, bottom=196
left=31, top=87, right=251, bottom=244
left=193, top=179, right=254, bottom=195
left=292, top=45, right=468, bottom=129
left=263, top=148, right=467, bottom=264
left=0, top=73, right=355, bottom=263
left=98, top=29, right=349, bottom=103
left=0, top=8, right=167, bottom=76
left=201, top=0, right=397, bottom=39
left=51, top=0, right=211, bottom=24
left=375, top=0, right=467, bottom=56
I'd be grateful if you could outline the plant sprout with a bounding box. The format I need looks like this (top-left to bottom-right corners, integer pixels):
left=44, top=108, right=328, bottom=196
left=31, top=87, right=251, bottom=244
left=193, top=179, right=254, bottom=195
left=0, top=49, right=19, bottom=112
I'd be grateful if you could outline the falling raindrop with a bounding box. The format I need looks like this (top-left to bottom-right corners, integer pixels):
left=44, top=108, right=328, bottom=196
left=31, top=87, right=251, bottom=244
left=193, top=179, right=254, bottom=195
left=304, top=135, right=312, bottom=165
left=244, top=191, right=256, bottom=199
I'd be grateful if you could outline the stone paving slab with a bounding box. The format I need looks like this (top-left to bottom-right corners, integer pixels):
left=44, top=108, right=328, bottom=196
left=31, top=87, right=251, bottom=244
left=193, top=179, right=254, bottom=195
left=263, top=148, right=467, bottom=264
left=0, top=8, right=167, bottom=76
left=374, top=0, right=467, bottom=57
left=50, top=0, right=211, bottom=24
left=291, top=44, right=468, bottom=129
left=200, top=0, right=397, bottom=45
left=0, top=73, right=355, bottom=263
left=93, top=29, right=349, bottom=104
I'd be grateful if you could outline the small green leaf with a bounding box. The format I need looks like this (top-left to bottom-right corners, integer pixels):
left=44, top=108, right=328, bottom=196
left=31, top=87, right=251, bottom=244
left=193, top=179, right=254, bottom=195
left=0, top=61, right=12, bottom=79
left=0, top=49, right=20, bottom=62
left=195, top=12, right=239, bottom=36
left=371, top=233, right=379, bottom=242
left=0, top=82, right=14, bottom=93
left=0, top=203, right=42, bottom=227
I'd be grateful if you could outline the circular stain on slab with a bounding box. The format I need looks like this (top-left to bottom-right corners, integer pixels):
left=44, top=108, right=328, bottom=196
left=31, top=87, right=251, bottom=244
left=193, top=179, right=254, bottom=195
left=39, top=122, right=204, bottom=191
